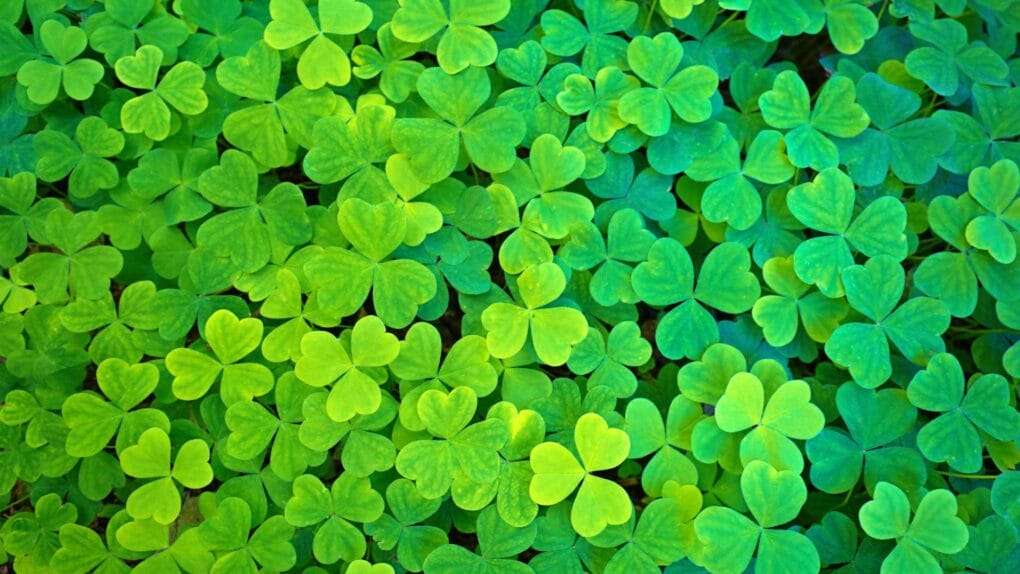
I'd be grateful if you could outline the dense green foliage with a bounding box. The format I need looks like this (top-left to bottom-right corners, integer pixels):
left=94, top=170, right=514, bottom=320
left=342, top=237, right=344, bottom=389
left=0, top=0, right=1019, bottom=573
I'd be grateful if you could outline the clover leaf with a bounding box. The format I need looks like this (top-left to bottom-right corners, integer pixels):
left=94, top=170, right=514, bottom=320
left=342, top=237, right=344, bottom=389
left=115, top=45, right=207, bottom=140
left=264, top=0, right=372, bottom=89
left=391, top=322, right=497, bottom=430
left=165, top=309, right=274, bottom=404
left=215, top=40, right=336, bottom=166
left=16, top=20, right=103, bottom=105
left=712, top=372, right=824, bottom=472
left=786, top=167, right=907, bottom=297
left=481, top=262, right=588, bottom=366
left=907, top=352, right=1020, bottom=473
left=807, top=382, right=922, bottom=495
left=118, top=427, right=212, bottom=524
left=838, top=73, right=955, bottom=187
left=392, top=0, right=510, bottom=74
left=33, top=117, right=124, bottom=199
left=633, top=239, right=760, bottom=359
left=284, top=472, right=383, bottom=563
left=395, top=386, right=509, bottom=499
left=825, top=256, right=951, bottom=388
left=859, top=483, right=969, bottom=573
left=694, top=460, right=820, bottom=574
left=391, top=66, right=526, bottom=183
left=529, top=412, right=632, bottom=537
left=304, top=198, right=437, bottom=327
left=963, top=158, right=1019, bottom=264
left=759, top=71, right=870, bottom=169
left=904, top=18, right=1008, bottom=96
left=197, top=496, right=296, bottom=573
left=540, top=0, right=637, bottom=77
left=568, top=320, right=651, bottom=397
left=618, top=32, right=719, bottom=137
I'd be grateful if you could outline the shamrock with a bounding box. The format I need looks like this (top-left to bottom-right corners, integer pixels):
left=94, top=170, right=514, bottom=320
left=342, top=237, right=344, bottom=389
left=284, top=472, right=384, bottom=563
left=256, top=268, right=317, bottom=363
left=365, top=479, right=448, bottom=572
left=1, top=494, right=78, bottom=571
left=33, top=117, right=124, bottom=199
left=118, top=427, right=212, bottom=524
left=0, top=173, right=59, bottom=266
left=196, top=149, right=312, bottom=273
left=632, top=239, right=760, bottom=360
left=215, top=40, right=337, bottom=166
left=618, top=32, right=718, bottom=137
left=529, top=412, right=632, bottom=537
left=719, top=0, right=819, bottom=42
left=390, top=322, right=497, bottom=430
left=16, top=20, right=103, bottom=105
left=693, top=460, right=820, bottom=574
left=820, top=0, right=879, bottom=54
left=482, top=402, right=546, bottom=526
left=481, top=262, right=588, bottom=366
left=175, top=0, right=263, bottom=66
left=11, top=207, right=123, bottom=304
left=492, top=40, right=567, bottom=141
left=395, top=386, right=508, bottom=498
left=710, top=372, right=825, bottom=472
left=115, top=45, right=207, bottom=140
left=126, top=147, right=216, bottom=223
left=489, top=133, right=591, bottom=239
left=692, top=129, right=796, bottom=230
left=567, top=321, right=652, bottom=398
left=598, top=493, right=699, bottom=572
left=837, top=73, right=956, bottom=187
left=264, top=0, right=372, bottom=89
left=298, top=391, right=398, bottom=477
left=51, top=523, right=128, bottom=574
left=859, top=483, right=969, bottom=573
left=540, top=0, right=638, bottom=77
left=904, top=18, right=1008, bottom=96
left=807, top=382, right=923, bottom=495
left=405, top=227, right=494, bottom=318
left=786, top=167, right=907, bottom=297
left=584, top=152, right=677, bottom=224
left=758, top=70, right=870, bottom=170
left=422, top=507, right=536, bottom=573
left=935, top=84, right=1020, bottom=174
left=661, top=0, right=707, bottom=19
left=623, top=397, right=700, bottom=496
left=752, top=255, right=848, bottom=347
left=84, top=0, right=189, bottom=64
left=59, top=280, right=162, bottom=364
left=225, top=373, right=324, bottom=480
left=197, top=497, right=296, bottom=573
left=824, top=256, right=951, bottom=388
left=302, top=104, right=394, bottom=188
left=907, top=353, right=1020, bottom=473
left=165, top=309, right=274, bottom=404
left=294, top=315, right=398, bottom=422
left=61, top=358, right=164, bottom=458
left=352, top=23, right=424, bottom=103
left=304, top=198, right=437, bottom=327
left=556, top=66, right=639, bottom=143
left=558, top=209, right=652, bottom=307
left=916, top=185, right=1020, bottom=317
left=391, top=0, right=510, bottom=74
left=963, top=159, right=1019, bottom=264
left=391, top=66, right=526, bottom=184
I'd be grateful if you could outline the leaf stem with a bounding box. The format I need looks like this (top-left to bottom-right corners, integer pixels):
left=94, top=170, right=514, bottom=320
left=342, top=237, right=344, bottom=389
left=643, top=0, right=660, bottom=33
left=877, top=0, right=890, bottom=20
left=936, top=470, right=999, bottom=480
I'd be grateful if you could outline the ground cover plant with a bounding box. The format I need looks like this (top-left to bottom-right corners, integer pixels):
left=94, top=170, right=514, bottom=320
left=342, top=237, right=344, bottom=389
left=0, top=0, right=1018, bottom=573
